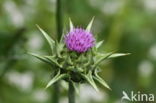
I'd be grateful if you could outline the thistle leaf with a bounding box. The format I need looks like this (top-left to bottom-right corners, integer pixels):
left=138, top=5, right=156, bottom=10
left=109, top=53, right=130, bottom=58
left=60, top=31, right=65, bottom=43
left=69, top=18, right=74, bottom=31
left=94, top=70, right=111, bottom=90
left=58, top=43, right=65, bottom=53
left=96, top=53, right=130, bottom=59
left=28, top=53, right=52, bottom=65
left=67, top=56, right=73, bottom=65
left=96, top=40, right=104, bottom=49
left=45, top=56, right=62, bottom=68
left=86, top=17, right=95, bottom=32
left=46, top=70, right=67, bottom=88
left=55, top=40, right=62, bottom=58
left=94, top=52, right=114, bottom=67
left=84, top=51, right=92, bottom=67
left=83, top=71, right=99, bottom=92
left=36, top=25, right=55, bottom=51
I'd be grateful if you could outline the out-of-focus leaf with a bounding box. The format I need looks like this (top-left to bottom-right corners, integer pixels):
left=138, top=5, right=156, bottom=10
left=46, top=70, right=67, bottom=88
left=86, top=17, right=94, bottom=32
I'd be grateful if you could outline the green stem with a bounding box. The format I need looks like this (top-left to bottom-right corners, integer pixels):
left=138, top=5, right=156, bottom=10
left=56, top=0, right=63, bottom=41
left=68, top=81, right=75, bottom=103
left=52, top=0, right=63, bottom=103
left=52, top=82, right=60, bottom=103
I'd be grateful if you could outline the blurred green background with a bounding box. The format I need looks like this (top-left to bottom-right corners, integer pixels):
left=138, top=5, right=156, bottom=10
left=0, top=0, right=156, bottom=103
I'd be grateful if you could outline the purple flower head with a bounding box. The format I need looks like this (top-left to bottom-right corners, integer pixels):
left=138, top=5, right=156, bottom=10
left=65, top=28, right=95, bottom=53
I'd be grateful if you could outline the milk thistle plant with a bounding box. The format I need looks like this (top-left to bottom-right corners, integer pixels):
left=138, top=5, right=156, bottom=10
left=29, top=18, right=129, bottom=103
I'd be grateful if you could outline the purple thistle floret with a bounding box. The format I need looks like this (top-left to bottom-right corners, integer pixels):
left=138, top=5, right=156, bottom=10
left=65, top=28, right=95, bottom=53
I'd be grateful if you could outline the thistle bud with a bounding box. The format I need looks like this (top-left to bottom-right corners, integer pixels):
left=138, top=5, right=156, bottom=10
left=29, top=18, right=129, bottom=91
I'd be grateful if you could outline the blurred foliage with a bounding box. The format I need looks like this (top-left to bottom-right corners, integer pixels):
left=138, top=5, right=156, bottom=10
left=0, top=0, right=156, bottom=103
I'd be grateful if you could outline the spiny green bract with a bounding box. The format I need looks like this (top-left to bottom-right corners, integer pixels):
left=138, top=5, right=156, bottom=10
left=29, top=18, right=129, bottom=91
